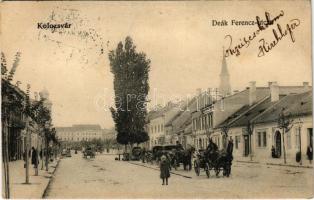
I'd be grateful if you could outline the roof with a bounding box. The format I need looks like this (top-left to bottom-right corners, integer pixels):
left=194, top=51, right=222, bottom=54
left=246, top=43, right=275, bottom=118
left=217, top=91, right=312, bottom=128
left=253, top=91, right=312, bottom=124
left=167, top=97, right=198, bottom=134
left=147, top=102, right=180, bottom=121
left=214, top=85, right=311, bottom=128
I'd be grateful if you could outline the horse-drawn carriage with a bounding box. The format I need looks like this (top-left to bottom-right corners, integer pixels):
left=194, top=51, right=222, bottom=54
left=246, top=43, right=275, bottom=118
left=83, top=147, right=95, bottom=158
left=194, top=147, right=232, bottom=178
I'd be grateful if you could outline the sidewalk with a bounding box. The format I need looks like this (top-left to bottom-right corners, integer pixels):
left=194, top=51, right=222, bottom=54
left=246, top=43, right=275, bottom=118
left=6, top=158, right=60, bottom=199
left=235, top=157, right=313, bottom=168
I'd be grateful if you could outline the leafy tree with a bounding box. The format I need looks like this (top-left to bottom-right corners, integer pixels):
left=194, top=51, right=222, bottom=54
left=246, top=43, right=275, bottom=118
left=277, top=108, right=294, bottom=164
left=109, top=36, right=150, bottom=149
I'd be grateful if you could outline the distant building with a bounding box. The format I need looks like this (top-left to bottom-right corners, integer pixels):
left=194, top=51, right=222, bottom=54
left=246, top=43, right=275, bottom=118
left=56, top=124, right=112, bottom=142
left=146, top=102, right=183, bottom=148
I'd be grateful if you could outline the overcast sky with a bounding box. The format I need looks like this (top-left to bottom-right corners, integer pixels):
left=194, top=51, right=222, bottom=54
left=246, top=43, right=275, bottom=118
left=1, top=1, right=311, bottom=129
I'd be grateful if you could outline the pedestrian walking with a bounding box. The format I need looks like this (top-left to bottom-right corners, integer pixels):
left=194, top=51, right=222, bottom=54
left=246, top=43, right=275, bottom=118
left=307, top=144, right=313, bottom=164
left=160, top=155, right=170, bottom=185
left=31, top=147, right=38, bottom=168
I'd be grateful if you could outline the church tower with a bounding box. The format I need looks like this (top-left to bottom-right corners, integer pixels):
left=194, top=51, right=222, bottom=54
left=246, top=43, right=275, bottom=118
left=219, top=48, right=231, bottom=97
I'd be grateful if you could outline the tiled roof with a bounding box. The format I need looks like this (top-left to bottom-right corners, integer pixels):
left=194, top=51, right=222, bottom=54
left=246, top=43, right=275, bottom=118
left=253, top=91, right=312, bottom=124
left=215, top=86, right=311, bottom=128
left=147, top=102, right=181, bottom=121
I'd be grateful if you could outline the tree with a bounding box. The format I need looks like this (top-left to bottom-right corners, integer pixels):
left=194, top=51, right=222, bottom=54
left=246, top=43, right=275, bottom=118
left=277, top=108, right=294, bottom=164
left=246, top=121, right=254, bottom=161
left=1, top=52, right=22, bottom=197
left=221, top=124, right=230, bottom=149
left=109, top=36, right=150, bottom=149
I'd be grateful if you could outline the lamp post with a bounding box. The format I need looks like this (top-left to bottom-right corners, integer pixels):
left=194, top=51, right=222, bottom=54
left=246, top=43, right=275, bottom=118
left=296, top=118, right=303, bottom=165
left=44, top=122, right=50, bottom=171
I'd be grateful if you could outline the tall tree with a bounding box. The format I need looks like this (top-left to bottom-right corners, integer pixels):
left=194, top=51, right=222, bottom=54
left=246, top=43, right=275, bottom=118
left=109, top=36, right=150, bottom=149
left=277, top=108, right=294, bottom=164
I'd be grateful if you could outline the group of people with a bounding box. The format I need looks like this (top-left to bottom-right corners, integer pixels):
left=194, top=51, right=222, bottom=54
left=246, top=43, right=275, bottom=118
left=23, top=147, right=55, bottom=169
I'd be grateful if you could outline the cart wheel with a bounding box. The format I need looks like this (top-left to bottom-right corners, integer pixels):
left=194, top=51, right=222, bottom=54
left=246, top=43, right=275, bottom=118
left=215, top=167, right=220, bottom=177
left=194, top=160, right=200, bottom=176
left=205, top=163, right=210, bottom=178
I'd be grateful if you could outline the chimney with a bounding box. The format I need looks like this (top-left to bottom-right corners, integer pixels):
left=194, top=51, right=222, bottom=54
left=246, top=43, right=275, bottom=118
left=268, top=82, right=272, bottom=87
left=270, top=82, right=279, bottom=102
left=303, top=82, right=309, bottom=90
left=249, top=81, right=256, bottom=106
left=233, top=90, right=239, bottom=94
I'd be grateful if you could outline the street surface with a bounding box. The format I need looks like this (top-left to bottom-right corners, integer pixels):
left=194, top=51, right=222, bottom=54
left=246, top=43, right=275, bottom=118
left=45, top=152, right=313, bottom=198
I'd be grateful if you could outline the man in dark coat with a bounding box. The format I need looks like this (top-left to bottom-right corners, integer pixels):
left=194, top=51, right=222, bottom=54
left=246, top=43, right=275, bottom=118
left=307, top=144, right=313, bottom=164
left=31, top=147, right=38, bottom=168
left=160, top=155, right=170, bottom=185
left=226, top=138, right=234, bottom=176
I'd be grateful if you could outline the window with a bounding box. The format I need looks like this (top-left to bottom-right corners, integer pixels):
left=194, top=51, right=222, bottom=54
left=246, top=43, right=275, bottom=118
left=295, top=128, right=300, bottom=149
left=257, top=131, right=267, bottom=147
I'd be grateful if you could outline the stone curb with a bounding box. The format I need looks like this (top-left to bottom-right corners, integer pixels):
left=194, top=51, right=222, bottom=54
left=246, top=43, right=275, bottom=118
left=236, top=160, right=260, bottom=164
left=265, top=162, right=313, bottom=169
left=236, top=160, right=313, bottom=169
left=41, top=158, right=61, bottom=198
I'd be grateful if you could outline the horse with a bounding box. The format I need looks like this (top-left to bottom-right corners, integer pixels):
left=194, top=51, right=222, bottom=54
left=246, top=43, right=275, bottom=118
left=204, top=147, right=232, bottom=177
left=175, top=147, right=195, bottom=171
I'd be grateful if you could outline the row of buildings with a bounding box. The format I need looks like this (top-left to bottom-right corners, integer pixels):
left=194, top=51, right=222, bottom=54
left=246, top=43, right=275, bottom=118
left=2, top=79, right=53, bottom=161
left=145, top=52, right=312, bottom=165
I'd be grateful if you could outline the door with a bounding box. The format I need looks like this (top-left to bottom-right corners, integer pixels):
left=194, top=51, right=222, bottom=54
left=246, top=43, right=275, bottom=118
left=308, top=128, right=313, bottom=147
left=275, top=131, right=281, bottom=158
left=244, top=135, right=249, bottom=156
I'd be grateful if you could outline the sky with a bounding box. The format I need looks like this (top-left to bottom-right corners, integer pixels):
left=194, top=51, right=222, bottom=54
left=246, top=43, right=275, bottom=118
left=1, top=1, right=312, bottom=129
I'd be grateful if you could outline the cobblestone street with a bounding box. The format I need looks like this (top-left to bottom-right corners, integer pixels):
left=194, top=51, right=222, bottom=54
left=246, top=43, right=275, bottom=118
left=44, top=153, right=313, bottom=199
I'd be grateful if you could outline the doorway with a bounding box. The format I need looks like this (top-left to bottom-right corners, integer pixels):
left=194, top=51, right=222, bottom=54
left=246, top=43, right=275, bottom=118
left=275, top=131, right=282, bottom=158
left=243, top=135, right=249, bottom=156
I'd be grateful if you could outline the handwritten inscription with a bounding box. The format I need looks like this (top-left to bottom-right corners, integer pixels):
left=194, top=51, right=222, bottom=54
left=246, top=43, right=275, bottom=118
left=258, top=19, right=300, bottom=57
left=224, top=11, right=301, bottom=58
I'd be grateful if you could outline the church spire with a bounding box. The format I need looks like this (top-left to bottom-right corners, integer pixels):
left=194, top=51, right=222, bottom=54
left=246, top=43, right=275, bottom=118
left=219, top=47, right=231, bottom=97
left=220, top=47, right=229, bottom=76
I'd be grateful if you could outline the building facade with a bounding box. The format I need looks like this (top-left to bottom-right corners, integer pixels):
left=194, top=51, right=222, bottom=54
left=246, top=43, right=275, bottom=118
left=56, top=124, right=107, bottom=142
